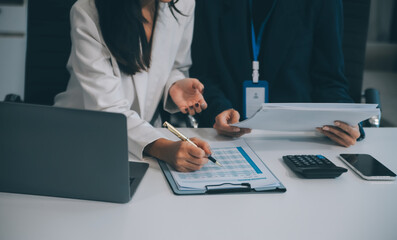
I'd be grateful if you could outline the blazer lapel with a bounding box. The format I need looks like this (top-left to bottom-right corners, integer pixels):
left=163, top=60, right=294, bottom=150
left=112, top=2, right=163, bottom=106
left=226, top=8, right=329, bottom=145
left=132, top=71, right=148, bottom=119
left=261, top=0, right=301, bottom=81
left=144, top=3, right=178, bottom=120
left=132, top=5, right=174, bottom=121
left=217, top=0, right=252, bottom=82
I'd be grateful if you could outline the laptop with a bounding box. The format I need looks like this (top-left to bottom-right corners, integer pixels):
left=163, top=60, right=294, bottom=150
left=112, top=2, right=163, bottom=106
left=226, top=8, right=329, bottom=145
left=0, top=102, right=148, bottom=203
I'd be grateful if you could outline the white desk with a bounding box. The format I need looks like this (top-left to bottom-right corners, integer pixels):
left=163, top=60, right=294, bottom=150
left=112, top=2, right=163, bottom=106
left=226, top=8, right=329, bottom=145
left=1, top=128, right=396, bottom=240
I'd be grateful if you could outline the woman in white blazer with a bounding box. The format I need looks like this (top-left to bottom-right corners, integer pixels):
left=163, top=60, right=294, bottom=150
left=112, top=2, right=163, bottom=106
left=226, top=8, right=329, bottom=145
left=54, top=0, right=210, bottom=172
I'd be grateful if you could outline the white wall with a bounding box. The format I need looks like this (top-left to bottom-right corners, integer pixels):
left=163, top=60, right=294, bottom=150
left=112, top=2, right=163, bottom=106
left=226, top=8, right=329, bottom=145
left=0, top=0, right=27, bottom=101
left=367, top=0, right=396, bottom=43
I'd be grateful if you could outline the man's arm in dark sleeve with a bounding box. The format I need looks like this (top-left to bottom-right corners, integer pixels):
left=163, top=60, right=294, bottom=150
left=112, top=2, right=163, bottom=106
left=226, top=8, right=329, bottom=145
left=310, top=0, right=353, bottom=103
left=189, top=0, right=233, bottom=127
left=311, top=0, right=366, bottom=141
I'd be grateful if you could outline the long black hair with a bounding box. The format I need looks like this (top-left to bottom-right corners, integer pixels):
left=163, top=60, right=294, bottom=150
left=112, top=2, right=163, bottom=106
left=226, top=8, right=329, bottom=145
left=95, top=0, right=183, bottom=75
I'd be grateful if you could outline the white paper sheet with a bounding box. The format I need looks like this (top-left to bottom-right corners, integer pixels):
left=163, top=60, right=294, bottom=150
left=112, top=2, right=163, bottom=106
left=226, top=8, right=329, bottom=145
left=232, top=103, right=380, bottom=131
left=168, top=140, right=282, bottom=191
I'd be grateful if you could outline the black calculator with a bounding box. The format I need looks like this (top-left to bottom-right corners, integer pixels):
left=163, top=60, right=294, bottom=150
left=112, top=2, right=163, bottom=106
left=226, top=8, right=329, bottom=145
left=283, top=155, right=347, bottom=178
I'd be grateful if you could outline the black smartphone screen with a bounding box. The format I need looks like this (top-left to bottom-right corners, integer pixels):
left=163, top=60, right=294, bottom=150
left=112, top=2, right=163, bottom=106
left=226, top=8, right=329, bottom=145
left=340, top=154, right=396, bottom=177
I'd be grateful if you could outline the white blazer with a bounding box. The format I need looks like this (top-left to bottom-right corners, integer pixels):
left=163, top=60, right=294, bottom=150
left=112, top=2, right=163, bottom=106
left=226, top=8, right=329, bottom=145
left=54, top=0, right=195, bottom=159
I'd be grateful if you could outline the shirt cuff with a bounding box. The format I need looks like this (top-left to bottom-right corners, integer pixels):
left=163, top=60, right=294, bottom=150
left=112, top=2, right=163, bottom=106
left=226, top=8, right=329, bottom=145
left=357, top=122, right=366, bottom=141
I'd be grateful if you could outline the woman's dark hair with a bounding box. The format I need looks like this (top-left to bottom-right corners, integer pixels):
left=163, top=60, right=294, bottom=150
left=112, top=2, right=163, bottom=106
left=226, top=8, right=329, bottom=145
left=95, top=0, right=183, bottom=75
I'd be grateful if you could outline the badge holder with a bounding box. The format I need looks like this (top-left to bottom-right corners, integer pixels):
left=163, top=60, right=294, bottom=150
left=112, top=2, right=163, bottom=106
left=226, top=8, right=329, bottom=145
left=243, top=80, right=268, bottom=119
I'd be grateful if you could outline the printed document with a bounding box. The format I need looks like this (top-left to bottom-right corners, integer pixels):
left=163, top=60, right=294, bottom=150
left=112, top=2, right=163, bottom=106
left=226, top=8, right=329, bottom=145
left=232, top=103, right=380, bottom=131
left=168, top=140, right=282, bottom=191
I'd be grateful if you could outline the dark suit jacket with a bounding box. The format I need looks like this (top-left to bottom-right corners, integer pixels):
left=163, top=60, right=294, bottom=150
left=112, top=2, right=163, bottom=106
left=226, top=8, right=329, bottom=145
left=190, top=0, right=354, bottom=127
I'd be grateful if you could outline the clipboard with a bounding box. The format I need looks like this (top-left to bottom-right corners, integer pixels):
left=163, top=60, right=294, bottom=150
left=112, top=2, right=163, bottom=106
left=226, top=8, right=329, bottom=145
left=157, top=140, right=286, bottom=195
left=158, top=160, right=286, bottom=195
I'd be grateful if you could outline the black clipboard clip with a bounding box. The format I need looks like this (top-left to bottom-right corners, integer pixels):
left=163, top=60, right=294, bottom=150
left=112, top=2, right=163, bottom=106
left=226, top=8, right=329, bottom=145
left=205, top=183, right=252, bottom=194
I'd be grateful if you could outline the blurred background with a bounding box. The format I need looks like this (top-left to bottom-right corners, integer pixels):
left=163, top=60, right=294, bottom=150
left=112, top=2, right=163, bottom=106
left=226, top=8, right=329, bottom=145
left=364, top=0, right=397, bottom=127
left=0, top=0, right=396, bottom=126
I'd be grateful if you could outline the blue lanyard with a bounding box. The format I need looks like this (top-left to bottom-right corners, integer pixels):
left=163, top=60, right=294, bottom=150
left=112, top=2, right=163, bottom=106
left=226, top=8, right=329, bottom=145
left=249, top=0, right=278, bottom=61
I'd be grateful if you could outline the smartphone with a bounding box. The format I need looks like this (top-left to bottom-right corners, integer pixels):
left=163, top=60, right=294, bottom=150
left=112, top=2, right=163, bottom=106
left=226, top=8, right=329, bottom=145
left=339, top=154, right=396, bottom=181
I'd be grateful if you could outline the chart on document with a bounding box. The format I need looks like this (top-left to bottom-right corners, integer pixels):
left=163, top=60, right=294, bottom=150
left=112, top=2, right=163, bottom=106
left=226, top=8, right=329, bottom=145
left=169, top=140, right=281, bottom=190
left=178, top=147, right=262, bottom=180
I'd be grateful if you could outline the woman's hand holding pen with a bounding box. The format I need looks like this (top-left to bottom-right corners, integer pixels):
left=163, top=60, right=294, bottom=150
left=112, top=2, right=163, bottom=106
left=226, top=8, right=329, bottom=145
left=144, top=137, right=211, bottom=172
left=169, top=78, right=208, bottom=115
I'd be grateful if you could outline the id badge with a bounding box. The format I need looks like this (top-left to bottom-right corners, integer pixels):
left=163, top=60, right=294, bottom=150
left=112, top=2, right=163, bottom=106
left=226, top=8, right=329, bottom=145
left=243, top=80, right=268, bottom=119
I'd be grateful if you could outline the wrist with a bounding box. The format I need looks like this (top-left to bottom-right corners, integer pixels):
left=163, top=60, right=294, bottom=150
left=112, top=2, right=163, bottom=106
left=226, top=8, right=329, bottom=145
left=143, top=138, right=173, bottom=160
left=168, top=80, right=180, bottom=97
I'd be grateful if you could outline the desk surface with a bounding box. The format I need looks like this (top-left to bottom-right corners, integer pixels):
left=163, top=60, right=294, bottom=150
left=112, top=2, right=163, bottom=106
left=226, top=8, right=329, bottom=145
left=1, top=128, right=396, bottom=240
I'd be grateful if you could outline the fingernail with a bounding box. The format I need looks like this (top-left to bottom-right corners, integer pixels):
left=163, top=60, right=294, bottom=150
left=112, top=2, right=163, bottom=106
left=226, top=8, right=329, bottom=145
left=334, top=121, right=340, bottom=126
left=323, top=126, right=329, bottom=131
left=195, top=103, right=199, bottom=107
left=201, top=103, right=206, bottom=108
left=233, top=128, right=240, bottom=132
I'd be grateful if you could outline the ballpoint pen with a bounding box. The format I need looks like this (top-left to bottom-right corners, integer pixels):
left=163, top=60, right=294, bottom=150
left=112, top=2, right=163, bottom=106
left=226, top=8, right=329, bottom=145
left=163, top=121, right=222, bottom=167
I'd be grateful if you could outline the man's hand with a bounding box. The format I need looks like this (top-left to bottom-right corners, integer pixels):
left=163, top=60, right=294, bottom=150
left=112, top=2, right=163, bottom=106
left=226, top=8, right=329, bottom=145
left=316, top=121, right=361, bottom=147
left=213, top=109, right=251, bottom=137
left=169, top=78, right=207, bottom=115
